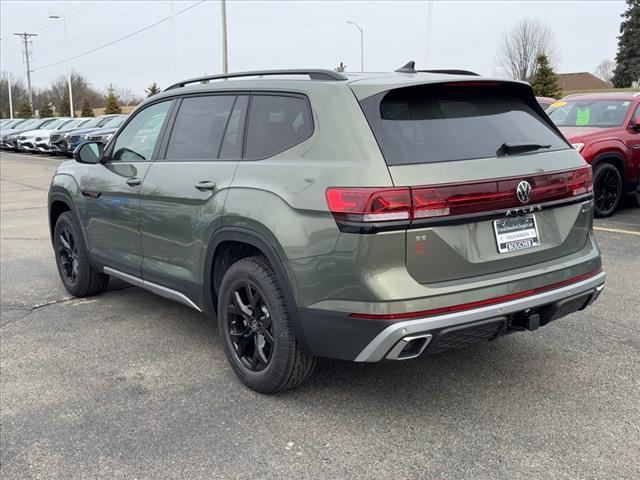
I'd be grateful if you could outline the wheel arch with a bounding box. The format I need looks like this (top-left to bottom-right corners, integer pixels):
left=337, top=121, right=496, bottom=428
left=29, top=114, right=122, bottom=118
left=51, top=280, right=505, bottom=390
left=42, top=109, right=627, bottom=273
left=592, top=151, right=626, bottom=183
left=48, top=189, right=84, bottom=246
left=203, top=227, right=311, bottom=353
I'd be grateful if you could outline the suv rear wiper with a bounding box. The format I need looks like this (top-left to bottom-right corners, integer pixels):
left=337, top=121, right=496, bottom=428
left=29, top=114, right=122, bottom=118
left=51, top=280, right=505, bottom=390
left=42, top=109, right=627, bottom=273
left=497, top=142, right=551, bottom=156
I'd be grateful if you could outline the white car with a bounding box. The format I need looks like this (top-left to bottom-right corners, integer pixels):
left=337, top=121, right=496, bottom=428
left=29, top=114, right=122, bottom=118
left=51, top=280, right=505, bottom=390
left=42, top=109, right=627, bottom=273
left=16, top=118, right=74, bottom=153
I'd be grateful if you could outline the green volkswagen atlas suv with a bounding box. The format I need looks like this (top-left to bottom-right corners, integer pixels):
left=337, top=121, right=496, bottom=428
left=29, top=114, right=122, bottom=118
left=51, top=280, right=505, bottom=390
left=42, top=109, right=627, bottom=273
left=48, top=64, right=605, bottom=393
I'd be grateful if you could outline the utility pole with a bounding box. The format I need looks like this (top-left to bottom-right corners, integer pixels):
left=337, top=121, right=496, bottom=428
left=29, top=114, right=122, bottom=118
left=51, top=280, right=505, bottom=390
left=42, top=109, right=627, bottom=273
left=14, top=32, right=37, bottom=110
left=221, top=0, right=228, bottom=73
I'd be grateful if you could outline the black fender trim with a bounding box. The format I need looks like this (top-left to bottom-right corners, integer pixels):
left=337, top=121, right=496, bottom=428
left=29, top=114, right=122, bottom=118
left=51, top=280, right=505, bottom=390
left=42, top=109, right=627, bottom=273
left=48, top=189, right=89, bottom=248
left=203, top=227, right=312, bottom=354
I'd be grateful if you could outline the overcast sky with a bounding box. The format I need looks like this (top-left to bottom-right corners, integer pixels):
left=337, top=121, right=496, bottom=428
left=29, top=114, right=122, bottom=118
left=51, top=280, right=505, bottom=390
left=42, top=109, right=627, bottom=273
left=0, top=0, right=624, bottom=95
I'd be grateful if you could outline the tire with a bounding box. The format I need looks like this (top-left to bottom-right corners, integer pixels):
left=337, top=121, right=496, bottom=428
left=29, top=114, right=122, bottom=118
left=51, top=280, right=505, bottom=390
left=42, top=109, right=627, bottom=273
left=53, top=211, right=109, bottom=297
left=218, top=256, right=316, bottom=393
left=593, top=163, right=622, bottom=218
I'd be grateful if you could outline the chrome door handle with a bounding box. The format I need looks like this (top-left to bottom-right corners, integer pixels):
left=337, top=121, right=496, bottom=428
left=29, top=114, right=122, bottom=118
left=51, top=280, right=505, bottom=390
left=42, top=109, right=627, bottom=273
left=126, top=177, right=142, bottom=187
left=195, top=180, right=216, bottom=191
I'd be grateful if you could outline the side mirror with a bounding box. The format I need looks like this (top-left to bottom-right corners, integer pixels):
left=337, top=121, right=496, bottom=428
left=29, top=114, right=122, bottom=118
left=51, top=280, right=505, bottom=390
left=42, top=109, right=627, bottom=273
left=74, top=141, right=104, bottom=164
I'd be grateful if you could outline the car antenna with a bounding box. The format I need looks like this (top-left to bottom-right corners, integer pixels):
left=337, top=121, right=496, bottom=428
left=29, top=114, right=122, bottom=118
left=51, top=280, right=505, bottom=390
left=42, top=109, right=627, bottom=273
left=395, top=61, right=416, bottom=73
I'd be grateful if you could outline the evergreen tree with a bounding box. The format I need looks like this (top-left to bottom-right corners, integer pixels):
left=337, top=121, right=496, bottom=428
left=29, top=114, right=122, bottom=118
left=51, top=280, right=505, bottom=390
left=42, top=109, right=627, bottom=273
left=104, top=85, right=122, bottom=114
left=39, top=97, right=54, bottom=118
left=530, top=54, right=562, bottom=98
left=81, top=99, right=95, bottom=117
left=612, top=0, right=640, bottom=87
left=17, top=101, right=33, bottom=118
left=145, top=82, right=161, bottom=97
left=58, top=92, right=70, bottom=117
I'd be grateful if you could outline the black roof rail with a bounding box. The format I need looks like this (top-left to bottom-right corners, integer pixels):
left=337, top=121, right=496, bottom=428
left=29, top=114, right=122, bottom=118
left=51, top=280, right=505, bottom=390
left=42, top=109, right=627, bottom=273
left=164, top=69, right=348, bottom=91
left=418, top=69, right=479, bottom=76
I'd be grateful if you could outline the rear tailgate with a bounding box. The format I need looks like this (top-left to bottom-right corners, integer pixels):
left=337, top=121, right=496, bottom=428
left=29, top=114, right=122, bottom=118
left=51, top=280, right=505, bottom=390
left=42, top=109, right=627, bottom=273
left=355, top=79, right=593, bottom=284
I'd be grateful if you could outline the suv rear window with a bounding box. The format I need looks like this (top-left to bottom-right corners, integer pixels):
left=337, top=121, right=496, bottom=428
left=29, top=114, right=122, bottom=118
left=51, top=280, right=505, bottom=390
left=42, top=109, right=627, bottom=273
left=362, top=84, right=567, bottom=165
left=244, top=94, right=312, bottom=159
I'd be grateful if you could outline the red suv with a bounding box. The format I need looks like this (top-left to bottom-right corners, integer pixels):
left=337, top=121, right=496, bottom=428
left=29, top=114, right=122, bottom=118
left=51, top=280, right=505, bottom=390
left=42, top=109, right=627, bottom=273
left=547, top=92, right=640, bottom=217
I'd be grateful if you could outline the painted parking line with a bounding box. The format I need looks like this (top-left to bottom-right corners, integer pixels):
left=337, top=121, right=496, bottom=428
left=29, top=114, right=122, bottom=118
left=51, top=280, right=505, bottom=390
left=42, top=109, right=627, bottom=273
left=594, top=226, right=640, bottom=236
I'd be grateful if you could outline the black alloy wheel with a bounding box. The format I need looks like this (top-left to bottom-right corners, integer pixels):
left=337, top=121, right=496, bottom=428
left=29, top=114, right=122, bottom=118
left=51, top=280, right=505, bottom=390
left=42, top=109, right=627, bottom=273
left=58, top=226, right=79, bottom=285
left=593, top=163, right=622, bottom=217
left=226, top=280, right=275, bottom=372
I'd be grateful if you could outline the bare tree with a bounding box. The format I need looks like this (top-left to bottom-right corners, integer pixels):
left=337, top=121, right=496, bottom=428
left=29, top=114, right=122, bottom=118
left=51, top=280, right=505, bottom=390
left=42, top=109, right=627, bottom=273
left=594, top=59, right=615, bottom=84
left=110, top=85, right=143, bottom=107
left=496, top=18, right=557, bottom=81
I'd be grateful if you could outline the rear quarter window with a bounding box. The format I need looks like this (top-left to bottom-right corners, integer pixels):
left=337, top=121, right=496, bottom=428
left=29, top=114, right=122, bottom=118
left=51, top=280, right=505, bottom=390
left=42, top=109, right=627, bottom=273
left=244, top=94, right=313, bottom=159
left=361, top=83, right=568, bottom=165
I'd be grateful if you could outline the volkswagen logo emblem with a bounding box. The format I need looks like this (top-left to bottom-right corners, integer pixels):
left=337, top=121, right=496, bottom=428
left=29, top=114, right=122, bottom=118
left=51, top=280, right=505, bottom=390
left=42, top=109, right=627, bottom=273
left=516, top=181, right=532, bottom=204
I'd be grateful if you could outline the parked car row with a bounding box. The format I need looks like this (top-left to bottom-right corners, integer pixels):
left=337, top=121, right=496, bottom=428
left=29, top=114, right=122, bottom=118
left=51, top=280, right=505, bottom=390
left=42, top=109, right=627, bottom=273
left=0, top=114, right=128, bottom=156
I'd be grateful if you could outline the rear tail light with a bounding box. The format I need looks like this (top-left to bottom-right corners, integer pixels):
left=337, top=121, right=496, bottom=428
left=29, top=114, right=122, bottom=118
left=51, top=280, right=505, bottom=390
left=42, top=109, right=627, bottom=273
left=325, top=188, right=412, bottom=223
left=326, top=166, right=593, bottom=233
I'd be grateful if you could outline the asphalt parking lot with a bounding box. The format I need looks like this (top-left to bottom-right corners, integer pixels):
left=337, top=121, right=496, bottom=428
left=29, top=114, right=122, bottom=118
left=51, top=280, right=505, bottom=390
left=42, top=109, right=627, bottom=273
left=1, top=150, right=639, bottom=480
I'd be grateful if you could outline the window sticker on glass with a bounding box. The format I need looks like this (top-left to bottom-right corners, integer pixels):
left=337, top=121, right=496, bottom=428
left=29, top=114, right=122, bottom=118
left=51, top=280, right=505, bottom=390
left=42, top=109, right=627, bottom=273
left=576, top=107, right=591, bottom=126
left=550, top=101, right=567, bottom=108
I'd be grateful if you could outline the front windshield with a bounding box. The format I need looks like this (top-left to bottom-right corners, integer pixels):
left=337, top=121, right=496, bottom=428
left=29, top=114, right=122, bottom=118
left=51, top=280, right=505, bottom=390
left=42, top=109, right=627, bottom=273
left=15, top=119, right=38, bottom=130
left=97, top=116, right=119, bottom=127
left=79, top=117, right=102, bottom=128
left=64, top=119, right=87, bottom=129
left=102, top=116, right=126, bottom=128
left=547, top=100, right=631, bottom=127
left=41, top=119, right=67, bottom=129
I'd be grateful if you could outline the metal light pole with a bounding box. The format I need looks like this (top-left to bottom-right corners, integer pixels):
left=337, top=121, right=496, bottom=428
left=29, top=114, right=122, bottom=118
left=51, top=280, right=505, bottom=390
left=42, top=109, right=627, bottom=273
left=425, top=0, right=434, bottom=68
left=221, top=0, right=228, bottom=73
left=49, top=14, right=74, bottom=117
left=0, top=38, right=11, bottom=118
left=170, top=0, right=178, bottom=80
left=346, top=20, right=363, bottom=72
left=8, top=75, right=13, bottom=118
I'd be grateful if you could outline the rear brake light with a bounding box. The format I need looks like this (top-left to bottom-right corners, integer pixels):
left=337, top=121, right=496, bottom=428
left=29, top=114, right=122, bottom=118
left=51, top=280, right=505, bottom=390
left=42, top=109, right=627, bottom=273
left=326, top=166, right=593, bottom=231
left=325, top=188, right=411, bottom=222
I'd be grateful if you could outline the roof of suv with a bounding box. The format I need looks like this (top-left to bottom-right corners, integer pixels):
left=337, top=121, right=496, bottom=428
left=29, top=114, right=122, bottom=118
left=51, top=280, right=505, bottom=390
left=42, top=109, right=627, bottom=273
left=148, top=68, right=528, bottom=104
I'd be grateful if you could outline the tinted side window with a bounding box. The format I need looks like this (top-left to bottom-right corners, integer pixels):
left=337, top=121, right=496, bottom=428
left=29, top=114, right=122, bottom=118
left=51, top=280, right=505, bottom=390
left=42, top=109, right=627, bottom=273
left=633, top=104, right=640, bottom=123
left=166, top=95, right=235, bottom=160
left=111, top=102, right=171, bottom=162
left=244, top=95, right=312, bottom=159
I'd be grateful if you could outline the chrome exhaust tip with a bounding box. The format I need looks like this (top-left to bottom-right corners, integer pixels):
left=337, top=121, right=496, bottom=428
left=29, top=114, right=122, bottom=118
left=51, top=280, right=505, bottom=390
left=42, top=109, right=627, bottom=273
left=386, top=333, right=433, bottom=360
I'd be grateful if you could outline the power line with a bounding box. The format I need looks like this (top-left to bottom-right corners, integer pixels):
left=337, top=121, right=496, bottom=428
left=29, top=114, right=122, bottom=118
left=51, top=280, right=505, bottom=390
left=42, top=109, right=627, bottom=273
left=32, top=1, right=205, bottom=73
left=38, top=1, right=153, bottom=55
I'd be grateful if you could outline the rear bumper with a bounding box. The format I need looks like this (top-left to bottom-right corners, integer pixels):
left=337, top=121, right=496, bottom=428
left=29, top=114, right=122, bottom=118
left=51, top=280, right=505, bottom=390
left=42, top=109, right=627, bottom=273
left=299, top=270, right=605, bottom=362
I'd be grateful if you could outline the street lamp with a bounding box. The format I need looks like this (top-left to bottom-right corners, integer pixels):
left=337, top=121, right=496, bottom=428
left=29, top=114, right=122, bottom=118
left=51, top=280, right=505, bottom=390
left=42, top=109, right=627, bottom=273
left=346, top=20, right=363, bottom=72
left=49, top=14, right=74, bottom=117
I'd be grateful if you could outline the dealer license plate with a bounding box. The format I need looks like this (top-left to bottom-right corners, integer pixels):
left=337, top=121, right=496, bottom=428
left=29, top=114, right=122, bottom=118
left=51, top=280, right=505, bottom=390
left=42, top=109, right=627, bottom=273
left=493, top=215, right=540, bottom=253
